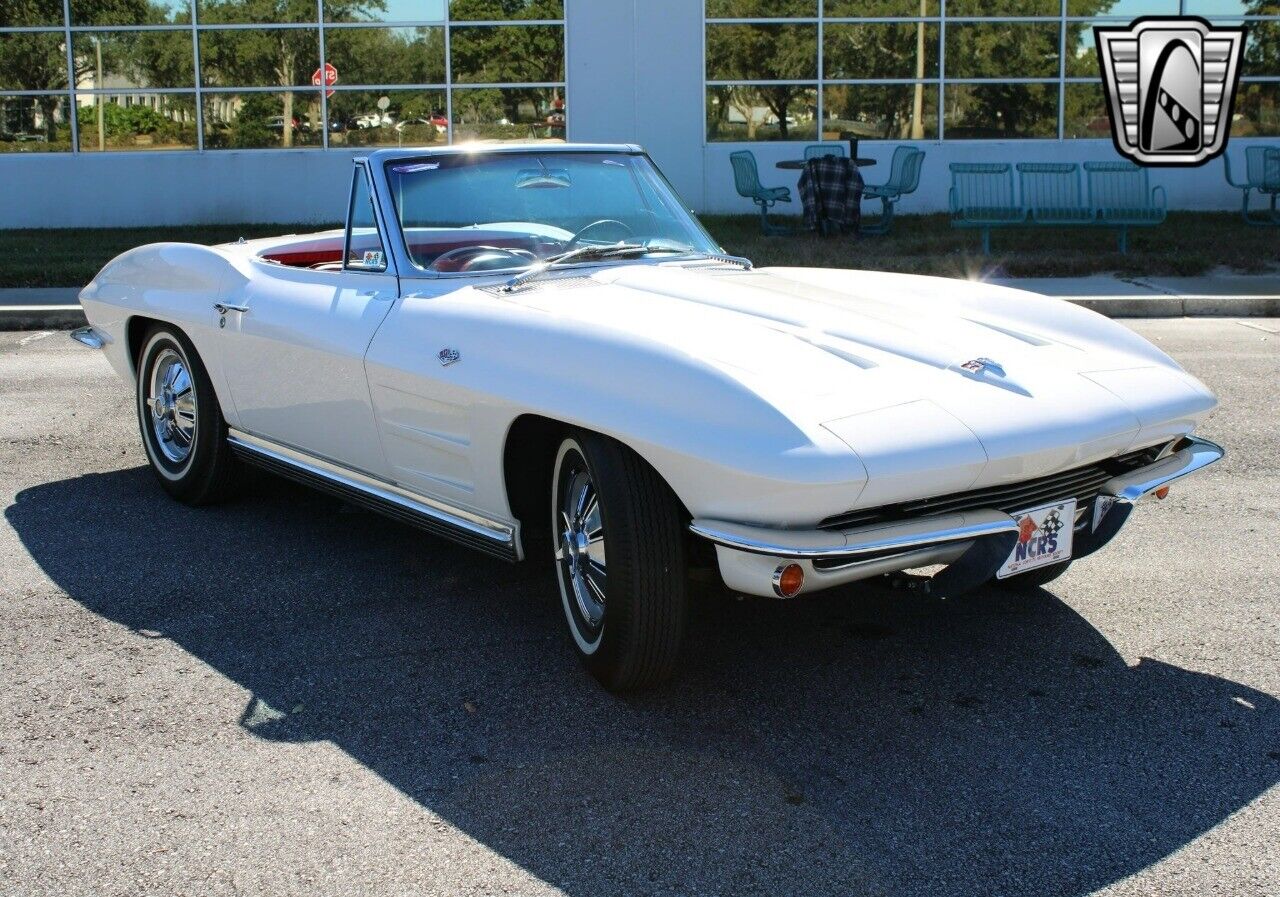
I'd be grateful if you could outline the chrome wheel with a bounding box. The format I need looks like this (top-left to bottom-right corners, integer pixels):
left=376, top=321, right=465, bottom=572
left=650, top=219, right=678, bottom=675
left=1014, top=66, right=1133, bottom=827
left=554, top=445, right=607, bottom=651
left=146, top=347, right=197, bottom=465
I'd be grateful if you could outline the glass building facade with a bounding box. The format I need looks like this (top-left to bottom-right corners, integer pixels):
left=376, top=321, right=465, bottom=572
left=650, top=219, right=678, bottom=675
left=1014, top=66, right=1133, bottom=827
left=0, top=0, right=565, bottom=153
left=705, top=1, right=1280, bottom=143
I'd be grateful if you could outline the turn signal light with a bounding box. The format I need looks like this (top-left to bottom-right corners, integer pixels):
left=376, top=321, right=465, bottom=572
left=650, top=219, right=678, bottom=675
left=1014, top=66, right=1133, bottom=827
left=773, top=563, right=805, bottom=598
left=1155, top=486, right=1171, bottom=500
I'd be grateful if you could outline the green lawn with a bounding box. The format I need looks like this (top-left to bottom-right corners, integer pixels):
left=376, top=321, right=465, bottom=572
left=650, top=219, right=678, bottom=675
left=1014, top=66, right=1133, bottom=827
left=1, top=212, right=1276, bottom=289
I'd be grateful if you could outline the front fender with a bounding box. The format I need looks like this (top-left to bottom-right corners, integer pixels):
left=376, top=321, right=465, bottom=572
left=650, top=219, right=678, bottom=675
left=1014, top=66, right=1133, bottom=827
left=365, top=289, right=869, bottom=527
left=78, top=243, right=233, bottom=402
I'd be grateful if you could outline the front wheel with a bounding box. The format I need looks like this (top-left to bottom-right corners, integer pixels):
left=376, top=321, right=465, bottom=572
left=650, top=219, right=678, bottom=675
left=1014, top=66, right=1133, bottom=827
left=135, top=324, right=240, bottom=505
left=551, top=433, right=688, bottom=691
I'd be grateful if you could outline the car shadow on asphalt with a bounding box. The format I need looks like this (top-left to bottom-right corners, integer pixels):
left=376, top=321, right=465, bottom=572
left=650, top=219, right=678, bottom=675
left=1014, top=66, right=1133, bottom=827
left=9, top=467, right=1279, bottom=897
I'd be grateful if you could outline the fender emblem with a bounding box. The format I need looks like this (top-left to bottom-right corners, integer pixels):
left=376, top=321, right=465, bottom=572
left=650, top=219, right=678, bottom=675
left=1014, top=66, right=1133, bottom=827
left=438, top=348, right=460, bottom=366
left=961, top=357, right=1004, bottom=375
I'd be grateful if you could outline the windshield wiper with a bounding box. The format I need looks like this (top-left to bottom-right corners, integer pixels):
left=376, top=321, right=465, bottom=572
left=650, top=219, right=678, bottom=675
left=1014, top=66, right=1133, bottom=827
left=500, top=242, right=652, bottom=293
left=499, top=240, right=750, bottom=293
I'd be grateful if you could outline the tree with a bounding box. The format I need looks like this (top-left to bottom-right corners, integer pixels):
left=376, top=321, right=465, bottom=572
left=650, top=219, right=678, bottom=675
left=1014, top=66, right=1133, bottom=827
left=446, top=0, right=564, bottom=125
left=706, top=23, right=816, bottom=140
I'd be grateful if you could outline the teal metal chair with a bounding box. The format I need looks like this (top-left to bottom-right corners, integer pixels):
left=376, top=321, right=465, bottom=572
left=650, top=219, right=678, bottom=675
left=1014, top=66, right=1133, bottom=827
left=1224, top=146, right=1280, bottom=225
left=862, top=146, right=924, bottom=235
left=949, top=162, right=1024, bottom=255
left=730, top=150, right=792, bottom=236
left=1084, top=161, right=1166, bottom=254
left=803, top=143, right=847, bottom=160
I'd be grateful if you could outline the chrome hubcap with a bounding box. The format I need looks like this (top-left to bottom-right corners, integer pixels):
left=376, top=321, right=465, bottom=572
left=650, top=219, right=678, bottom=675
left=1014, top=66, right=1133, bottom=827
left=147, top=348, right=196, bottom=464
left=556, top=467, right=607, bottom=635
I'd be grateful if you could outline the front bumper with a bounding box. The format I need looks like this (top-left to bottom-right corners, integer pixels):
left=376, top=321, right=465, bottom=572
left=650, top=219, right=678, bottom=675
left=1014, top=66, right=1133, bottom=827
left=692, top=436, right=1224, bottom=598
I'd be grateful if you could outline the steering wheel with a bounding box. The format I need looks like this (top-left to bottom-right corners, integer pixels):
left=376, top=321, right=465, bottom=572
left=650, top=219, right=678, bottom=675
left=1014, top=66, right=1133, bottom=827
left=565, top=219, right=634, bottom=250
left=429, top=245, right=537, bottom=273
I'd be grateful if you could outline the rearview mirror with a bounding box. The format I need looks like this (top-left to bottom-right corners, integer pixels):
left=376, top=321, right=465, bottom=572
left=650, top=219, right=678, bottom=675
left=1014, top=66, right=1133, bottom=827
left=516, top=168, right=571, bottom=189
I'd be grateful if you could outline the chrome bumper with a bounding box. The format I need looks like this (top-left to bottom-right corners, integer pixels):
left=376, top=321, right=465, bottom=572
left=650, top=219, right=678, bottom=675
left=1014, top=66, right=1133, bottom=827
left=691, top=435, right=1224, bottom=597
left=1100, top=436, right=1224, bottom=504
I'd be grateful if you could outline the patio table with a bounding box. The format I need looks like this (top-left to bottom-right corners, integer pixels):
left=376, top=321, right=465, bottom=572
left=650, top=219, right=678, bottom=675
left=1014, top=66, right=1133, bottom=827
left=777, top=158, right=877, bottom=170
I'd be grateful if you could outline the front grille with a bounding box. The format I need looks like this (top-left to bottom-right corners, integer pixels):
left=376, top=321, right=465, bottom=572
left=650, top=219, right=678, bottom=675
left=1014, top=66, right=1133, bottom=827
left=820, top=445, right=1165, bottom=532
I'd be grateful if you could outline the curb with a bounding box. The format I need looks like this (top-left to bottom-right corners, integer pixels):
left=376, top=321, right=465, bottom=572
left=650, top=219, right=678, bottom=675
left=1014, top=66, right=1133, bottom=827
left=0, top=305, right=88, bottom=331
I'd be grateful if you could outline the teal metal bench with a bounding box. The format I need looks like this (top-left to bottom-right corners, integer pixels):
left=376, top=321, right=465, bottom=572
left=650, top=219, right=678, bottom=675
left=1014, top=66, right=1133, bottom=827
left=1018, top=163, right=1092, bottom=226
left=949, top=163, right=1023, bottom=255
left=862, top=146, right=925, bottom=236
left=1223, top=146, right=1280, bottom=226
left=1084, top=162, right=1167, bottom=254
left=730, top=150, right=792, bottom=236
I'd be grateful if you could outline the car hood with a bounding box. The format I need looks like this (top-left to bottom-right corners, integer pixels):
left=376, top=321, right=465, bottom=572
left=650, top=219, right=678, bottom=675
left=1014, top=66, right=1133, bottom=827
left=500, top=263, right=1218, bottom=498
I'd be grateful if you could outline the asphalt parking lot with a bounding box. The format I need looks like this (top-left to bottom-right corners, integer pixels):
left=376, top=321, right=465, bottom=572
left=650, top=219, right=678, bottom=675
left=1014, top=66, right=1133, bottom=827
left=2, top=319, right=1277, bottom=897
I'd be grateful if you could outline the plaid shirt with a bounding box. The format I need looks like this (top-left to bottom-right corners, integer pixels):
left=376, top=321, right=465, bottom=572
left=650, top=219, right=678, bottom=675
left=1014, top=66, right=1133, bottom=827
left=798, top=156, right=864, bottom=234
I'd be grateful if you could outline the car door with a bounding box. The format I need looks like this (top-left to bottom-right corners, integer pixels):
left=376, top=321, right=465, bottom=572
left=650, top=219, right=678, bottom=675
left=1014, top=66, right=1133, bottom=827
left=217, top=163, right=400, bottom=479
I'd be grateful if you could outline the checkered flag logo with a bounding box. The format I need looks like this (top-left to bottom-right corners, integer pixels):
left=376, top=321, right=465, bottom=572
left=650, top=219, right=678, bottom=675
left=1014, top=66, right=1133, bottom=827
left=1041, top=510, right=1065, bottom=537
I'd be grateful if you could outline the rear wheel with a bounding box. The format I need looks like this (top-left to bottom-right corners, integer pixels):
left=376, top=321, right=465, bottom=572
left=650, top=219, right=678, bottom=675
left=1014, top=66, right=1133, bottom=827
left=135, top=324, right=240, bottom=505
left=551, top=433, right=688, bottom=691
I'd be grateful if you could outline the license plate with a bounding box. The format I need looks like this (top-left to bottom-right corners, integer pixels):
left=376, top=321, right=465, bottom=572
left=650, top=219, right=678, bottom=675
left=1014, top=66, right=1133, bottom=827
left=997, top=499, right=1077, bottom=579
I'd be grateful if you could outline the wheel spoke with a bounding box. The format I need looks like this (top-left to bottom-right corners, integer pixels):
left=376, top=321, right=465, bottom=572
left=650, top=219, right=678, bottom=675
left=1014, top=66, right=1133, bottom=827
left=584, top=566, right=607, bottom=605
left=582, top=495, right=602, bottom=537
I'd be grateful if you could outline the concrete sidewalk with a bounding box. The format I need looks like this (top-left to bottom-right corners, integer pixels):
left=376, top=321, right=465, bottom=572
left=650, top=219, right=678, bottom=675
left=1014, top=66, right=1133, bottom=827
left=3, top=274, right=1280, bottom=330
left=991, top=273, right=1280, bottom=318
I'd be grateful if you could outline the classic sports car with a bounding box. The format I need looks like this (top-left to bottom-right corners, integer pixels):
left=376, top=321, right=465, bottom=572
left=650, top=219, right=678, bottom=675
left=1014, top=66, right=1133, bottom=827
left=72, top=144, right=1224, bottom=690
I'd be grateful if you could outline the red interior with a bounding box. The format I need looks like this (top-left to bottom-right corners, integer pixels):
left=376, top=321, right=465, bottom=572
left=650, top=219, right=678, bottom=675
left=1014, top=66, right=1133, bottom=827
left=260, top=230, right=554, bottom=272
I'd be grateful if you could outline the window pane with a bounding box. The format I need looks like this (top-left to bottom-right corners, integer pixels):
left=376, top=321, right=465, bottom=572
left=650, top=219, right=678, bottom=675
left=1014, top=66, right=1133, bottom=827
left=71, top=0, right=190, bottom=25
left=325, top=0, right=446, bottom=23
left=824, top=22, right=938, bottom=80
left=73, top=31, right=196, bottom=90
left=449, top=25, right=564, bottom=83
left=945, top=22, right=1060, bottom=79
left=705, top=85, right=818, bottom=141
left=706, top=24, right=818, bottom=81
left=326, top=88, right=447, bottom=145
left=1242, top=20, right=1279, bottom=77
left=201, top=90, right=324, bottom=148
left=944, top=83, right=1059, bottom=138
left=346, top=171, right=386, bottom=270
left=0, top=1, right=63, bottom=27
left=196, top=0, right=315, bottom=25
left=823, top=83, right=938, bottom=140
left=323, top=26, right=445, bottom=85
left=198, top=28, right=320, bottom=88
left=705, top=0, right=816, bottom=16
left=1066, top=21, right=1105, bottom=79
left=946, top=0, right=1057, bottom=14
left=1233, top=81, right=1280, bottom=137
left=76, top=93, right=197, bottom=150
left=450, top=86, right=564, bottom=141
left=1063, top=82, right=1110, bottom=138
left=0, top=94, right=71, bottom=150
left=1183, top=1, right=1280, bottom=14
left=1066, top=0, right=1178, bottom=15
left=824, top=1, right=938, bottom=15
left=0, top=33, right=68, bottom=91
left=448, top=0, right=563, bottom=21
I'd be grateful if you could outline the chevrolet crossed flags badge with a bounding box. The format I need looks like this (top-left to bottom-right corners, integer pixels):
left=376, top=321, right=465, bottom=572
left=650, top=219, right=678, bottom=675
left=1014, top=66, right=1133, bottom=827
left=1096, top=17, right=1247, bottom=167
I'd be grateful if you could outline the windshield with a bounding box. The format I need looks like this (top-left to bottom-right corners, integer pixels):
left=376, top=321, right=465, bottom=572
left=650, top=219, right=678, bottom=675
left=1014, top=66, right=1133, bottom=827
left=383, top=151, right=721, bottom=274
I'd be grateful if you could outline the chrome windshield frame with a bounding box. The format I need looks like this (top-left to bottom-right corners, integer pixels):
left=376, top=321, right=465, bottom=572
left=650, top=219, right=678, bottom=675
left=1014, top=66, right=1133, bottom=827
left=365, top=145, right=724, bottom=282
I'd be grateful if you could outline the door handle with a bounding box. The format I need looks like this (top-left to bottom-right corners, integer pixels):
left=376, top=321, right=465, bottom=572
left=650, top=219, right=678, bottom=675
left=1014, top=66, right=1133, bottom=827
left=357, top=290, right=387, bottom=299
left=214, top=302, right=250, bottom=314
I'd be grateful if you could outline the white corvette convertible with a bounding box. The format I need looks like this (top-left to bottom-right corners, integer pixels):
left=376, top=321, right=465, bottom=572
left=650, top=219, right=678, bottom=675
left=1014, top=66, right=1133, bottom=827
left=73, top=144, right=1223, bottom=690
